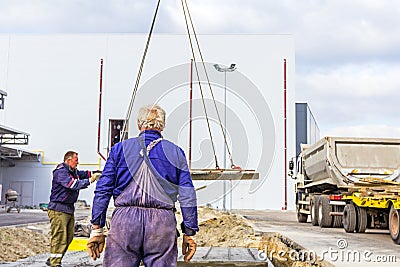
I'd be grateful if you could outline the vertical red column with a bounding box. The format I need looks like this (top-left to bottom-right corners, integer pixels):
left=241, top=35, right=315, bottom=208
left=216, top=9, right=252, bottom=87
left=97, top=59, right=106, bottom=161
left=283, top=58, right=288, bottom=211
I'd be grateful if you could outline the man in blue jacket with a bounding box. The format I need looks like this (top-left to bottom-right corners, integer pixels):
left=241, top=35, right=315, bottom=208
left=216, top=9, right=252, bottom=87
left=47, top=151, right=100, bottom=267
left=88, top=104, right=198, bottom=267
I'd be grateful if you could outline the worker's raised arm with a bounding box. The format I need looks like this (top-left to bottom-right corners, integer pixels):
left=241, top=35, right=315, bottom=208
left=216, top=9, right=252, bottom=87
left=76, top=170, right=92, bottom=179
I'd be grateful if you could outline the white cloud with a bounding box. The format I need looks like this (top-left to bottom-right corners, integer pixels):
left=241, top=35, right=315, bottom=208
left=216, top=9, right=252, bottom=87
left=0, top=1, right=54, bottom=29
left=327, top=124, right=400, bottom=138
left=1, top=0, right=400, bottom=65
left=0, top=1, right=164, bottom=33
left=296, top=62, right=400, bottom=133
left=168, top=0, right=400, bottom=65
left=297, top=63, right=400, bottom=98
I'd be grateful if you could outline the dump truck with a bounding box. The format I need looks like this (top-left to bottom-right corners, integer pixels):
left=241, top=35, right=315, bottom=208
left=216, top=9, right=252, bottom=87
left=289, top=136, right=400, bottom=244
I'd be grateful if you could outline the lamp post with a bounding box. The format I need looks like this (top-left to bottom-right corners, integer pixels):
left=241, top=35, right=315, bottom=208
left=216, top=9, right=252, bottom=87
left=213, top=63, right=236, bottom=211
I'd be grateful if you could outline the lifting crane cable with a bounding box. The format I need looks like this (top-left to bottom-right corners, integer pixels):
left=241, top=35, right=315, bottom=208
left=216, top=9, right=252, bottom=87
left=180, top=0, right=219, bottom=169
left=120, top=0, right=237, bottom=170
left=181, top=0, right=237, bottom=169
left=121, top=0, right=162, bottom=141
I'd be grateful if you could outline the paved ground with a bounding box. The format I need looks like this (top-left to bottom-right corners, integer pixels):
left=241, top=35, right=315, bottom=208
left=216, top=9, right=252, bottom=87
left=233, top=209, right=400, bottom=267
left=0, top=209, right=49, bottom=227
left=0, top=207, right=91, bottom=227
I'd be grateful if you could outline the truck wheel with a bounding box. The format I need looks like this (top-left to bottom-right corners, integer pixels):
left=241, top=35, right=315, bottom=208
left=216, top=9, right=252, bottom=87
left=310, top=195, right=320, bottom=226
left=355, top=206, right=367, bottom=233
left=343, top=203, right=357, bottom=233
left=296, top=202, right=308, bottom=223
left=297, top=209, right=308, bottom=223
left=389, top=205, right=400, bottom=244
left=318, top=195, right=333, bottom=228
left=382, top=213, right=389, bottom=229
left=296, top=193, right=308, bottom=223
left=332, top=205, right=344, bottom=228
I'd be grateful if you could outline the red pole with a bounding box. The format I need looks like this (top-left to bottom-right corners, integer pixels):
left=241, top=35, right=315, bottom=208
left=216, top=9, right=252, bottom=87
left=188, top=59, right=193, bottom=169
left=97, top=59, right=107, bottom=161
left=283, top=59, right=288, bottom=210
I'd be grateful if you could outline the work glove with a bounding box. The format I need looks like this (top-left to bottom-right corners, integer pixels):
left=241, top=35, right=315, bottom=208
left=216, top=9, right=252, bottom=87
left=90, top=173, right=101, bottom=184
left=182, top=234, right=196, bottom=262
left=87, top=228, right=106, bottom=260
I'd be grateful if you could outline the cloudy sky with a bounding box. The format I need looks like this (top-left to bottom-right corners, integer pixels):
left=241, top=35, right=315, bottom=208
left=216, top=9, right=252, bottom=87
left=1, top=0, right=399, bottom=138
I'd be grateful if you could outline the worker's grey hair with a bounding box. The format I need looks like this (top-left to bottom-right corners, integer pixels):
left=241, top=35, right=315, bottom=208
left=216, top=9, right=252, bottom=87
left=137, top=104, right=166, bottom=131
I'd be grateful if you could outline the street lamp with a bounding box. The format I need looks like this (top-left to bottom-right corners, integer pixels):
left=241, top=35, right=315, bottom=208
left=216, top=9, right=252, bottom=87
left=213, top=63, right=236, bottom=211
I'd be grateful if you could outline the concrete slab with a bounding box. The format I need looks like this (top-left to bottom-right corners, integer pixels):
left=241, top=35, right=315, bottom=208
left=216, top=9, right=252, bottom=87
left=1, top=248, right=268, bottom=267
left=233, top=209, right=400, bottom=267
left=0, top=251, right=103, bottom=267
left=178, top=247, right=268, bottom=266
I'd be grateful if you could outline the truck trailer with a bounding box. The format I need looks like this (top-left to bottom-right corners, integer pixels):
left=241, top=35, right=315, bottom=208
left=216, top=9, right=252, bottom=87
left=289, top=137, right=400, bottom=244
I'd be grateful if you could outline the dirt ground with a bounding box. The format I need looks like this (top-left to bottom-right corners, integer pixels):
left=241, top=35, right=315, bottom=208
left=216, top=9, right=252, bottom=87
left=0, top=227, right=51, bottom=262
left=0, top=207, right=260, bottom=263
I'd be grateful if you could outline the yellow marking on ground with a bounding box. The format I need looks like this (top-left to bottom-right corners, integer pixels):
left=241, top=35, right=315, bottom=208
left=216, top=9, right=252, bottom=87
left=68, top=238, right=88, bottom=251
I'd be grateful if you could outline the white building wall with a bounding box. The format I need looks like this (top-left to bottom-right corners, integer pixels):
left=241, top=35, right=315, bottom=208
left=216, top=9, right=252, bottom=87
left=0, top=34, right=295, bottom=210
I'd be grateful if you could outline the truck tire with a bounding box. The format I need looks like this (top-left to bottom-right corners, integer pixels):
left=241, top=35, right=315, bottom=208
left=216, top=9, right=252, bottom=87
left=332, top=205, right=344, bottom=228
left=311, top=195, right=320, bottom=226
left=297, top=209, right=308, bottom=223
left=355, top=206, right=367, bottom=233
left=343, top=203, right=356, bottom=233
left=382, top=213, right=389, bottom=229
left=296, top=193, right=308, bottom=223
left=389, top=205, right=400, bottom=244
left=318, top=195, right=333, bottom=228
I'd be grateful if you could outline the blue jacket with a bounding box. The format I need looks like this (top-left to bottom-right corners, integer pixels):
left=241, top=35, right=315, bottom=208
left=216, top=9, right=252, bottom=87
left=48, top=162, right=92, bottom=214
left=91, top=130, right=199, bottom=235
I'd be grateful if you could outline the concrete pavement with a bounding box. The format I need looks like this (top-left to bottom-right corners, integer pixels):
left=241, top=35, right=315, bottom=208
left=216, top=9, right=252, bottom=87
left=233, top=209, right=400, bottom=267
left=0, top=207, right=92, bottom=227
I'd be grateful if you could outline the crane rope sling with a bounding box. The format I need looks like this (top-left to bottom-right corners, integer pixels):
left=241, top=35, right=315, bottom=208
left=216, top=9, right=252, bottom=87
left=121, top=0, right=238, bottom=170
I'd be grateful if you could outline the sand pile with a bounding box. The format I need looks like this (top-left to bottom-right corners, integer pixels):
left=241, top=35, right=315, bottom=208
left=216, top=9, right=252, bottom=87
left=0, top=227, right=51, bottom=262
left=195, top=213, right=260, bottom=247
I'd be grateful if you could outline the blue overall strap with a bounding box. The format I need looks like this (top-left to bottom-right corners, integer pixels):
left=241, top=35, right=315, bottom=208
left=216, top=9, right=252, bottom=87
left=138, top=136, right=179, bottom=201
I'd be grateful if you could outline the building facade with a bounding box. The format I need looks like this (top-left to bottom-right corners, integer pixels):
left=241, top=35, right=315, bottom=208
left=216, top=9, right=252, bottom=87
left=0, top=34, right=295, bottom=210
left=295, top=103, right=320, bottom=156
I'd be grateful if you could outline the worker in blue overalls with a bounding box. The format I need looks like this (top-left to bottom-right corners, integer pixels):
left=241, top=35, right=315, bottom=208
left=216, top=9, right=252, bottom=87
left=88, top=104, right=199, bottom=266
